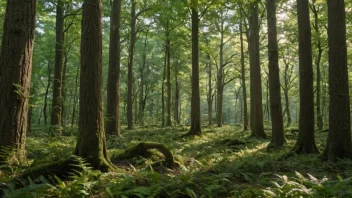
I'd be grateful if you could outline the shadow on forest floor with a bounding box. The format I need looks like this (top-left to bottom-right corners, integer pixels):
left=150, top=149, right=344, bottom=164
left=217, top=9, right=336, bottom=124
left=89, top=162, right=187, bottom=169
left=1, top=124, right=352, bottom=197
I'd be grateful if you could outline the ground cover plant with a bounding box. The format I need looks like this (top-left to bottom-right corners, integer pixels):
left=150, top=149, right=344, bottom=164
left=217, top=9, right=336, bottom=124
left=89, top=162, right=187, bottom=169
left=1, top=125, right=352, bottom=197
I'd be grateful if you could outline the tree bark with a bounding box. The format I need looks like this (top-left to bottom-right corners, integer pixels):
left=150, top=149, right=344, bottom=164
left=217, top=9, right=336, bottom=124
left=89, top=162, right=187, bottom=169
left=166, top=20, right=172, bottom=126
left=248, top=1, right=266, bottom=139
left=216, top=19, right=224, bottom=127
left=239, top=12, right=248, bottom=131
left=75, top=0, right=114, bottom=171
left=0, top=0, right=36, bottom=163
left=127, top=0, right=136, bottom=129
left=310, top=2, right=323, bottom=130
left=323, top=0, right=352, bottom=161
left=292, top=0, right=318, bottom=154
left=266, top=0, right=285, bottom=149
left=51, top=0, right=64, bottom=136
left=106, top=0, right=122, bottom=136
left=187, top=0, right=201, bottom=135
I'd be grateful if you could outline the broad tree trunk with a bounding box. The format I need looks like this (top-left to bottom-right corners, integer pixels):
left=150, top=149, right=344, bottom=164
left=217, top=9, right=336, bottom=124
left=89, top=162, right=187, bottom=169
left=323, top=0, right=352, bottom=161
left=266, top=0, right=285, bottom=149
left=106, top=0, right=122, bottom=136
left=0, top=0, right=36, bottom=163
left=188, top=0, right=201, bottom=135
left=292, top=0, right=318, bottom=154
left=127, top=0, right=136, bottom=129
left=75, top=0, right=113, bottom=171
left=239, top=13, right=248, bottom=131
left=248, top=2, right=266, bottom=139
left=51, top=0, right=64, bottom=136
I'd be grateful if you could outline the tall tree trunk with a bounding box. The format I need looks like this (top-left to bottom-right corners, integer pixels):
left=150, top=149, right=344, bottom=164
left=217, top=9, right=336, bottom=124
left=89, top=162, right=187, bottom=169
left=266, top=0, right=285, bottom=149
left=240, top=13, right=248, bottom=131
left=75, top=0, right=114, bottom=171
left=248, top=1, right=266, bottom=139
left=216, top=23, right=224, bottom=127
left=311, top=2, right=323, bottom=130
left=71, top=64, right=79, bottom=128
left=292, top=0, right=318, bottom=154
left=0, top=0, right=36, bottom=163
left=106, top=0, right=121, bottom=136
left=43, top=62, right=52, bottom=125
left=166, top=21, right=172, bottom=126
left=207, top=59, right=213, bottom=126
left=188, top=0, right=201, bottom=135
left=216, top=32, right=224, bottom=127
left=161, top=44, right=166, bottom=127
left=174, top=63, right=180, bottom=125
left=323, top=0, right=352, bottom=161
left=51, top=0, right=64, bottom=136
left=127, top=0, right=136, bottom=129
left=139, top=30, right=148, bottom=126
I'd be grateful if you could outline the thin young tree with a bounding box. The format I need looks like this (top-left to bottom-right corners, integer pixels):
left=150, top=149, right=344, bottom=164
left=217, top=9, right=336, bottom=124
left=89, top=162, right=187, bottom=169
left=106, top=0, right=122, bottom=136
left=0, top=0, right=37, bottom=163
left=291, top=0, right=318, bottom=154
left=323, top=0, right=352, bottom=161
left=74, top=0, right=114, bottom=171
left=266, top=0, right=285, bottom=148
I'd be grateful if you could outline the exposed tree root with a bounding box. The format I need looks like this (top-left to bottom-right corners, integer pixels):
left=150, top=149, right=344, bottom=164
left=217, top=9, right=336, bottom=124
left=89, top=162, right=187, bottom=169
left=291, top=143, right=319, bottom=154
left=222, top=139, right=246, bottom=146
left=111, top=142, right=176, bottom=168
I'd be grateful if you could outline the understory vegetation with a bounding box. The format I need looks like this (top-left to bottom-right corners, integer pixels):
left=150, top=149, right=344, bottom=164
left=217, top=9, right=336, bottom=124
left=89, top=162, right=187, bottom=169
left=1, top=125, right=352, bottom=197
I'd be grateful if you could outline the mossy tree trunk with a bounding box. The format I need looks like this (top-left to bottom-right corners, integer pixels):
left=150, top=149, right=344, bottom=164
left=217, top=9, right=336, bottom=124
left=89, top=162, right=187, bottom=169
left=0, top=0, right=36, bottom=163
left=51, top=0, right=65, bottom=136
left=75, top=0, right=114, bottom=171
left=323, top=0, right=352, bottom=161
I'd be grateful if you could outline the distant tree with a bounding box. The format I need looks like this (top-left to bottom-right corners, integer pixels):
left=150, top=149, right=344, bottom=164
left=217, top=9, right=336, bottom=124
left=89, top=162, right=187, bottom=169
left=323, top=0, right=352, bottom=161
left=106, top=0, right=122, bottom=136
left=127, top=0, right=137, bottom=129
left=239, top=10, right=248, bottom=131
left=0, top=0, right=37, bottom=163
left=74, top=0, right=114, bottom=171
left=291, top=0, right=318, bottom=154
left=51, top=0, right=65, bottom=136
left=248, top=1, right=266, bottom=139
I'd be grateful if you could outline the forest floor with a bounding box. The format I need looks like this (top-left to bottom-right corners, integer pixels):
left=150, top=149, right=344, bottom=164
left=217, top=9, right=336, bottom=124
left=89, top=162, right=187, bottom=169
left=1, top=125, right=352, bottom=197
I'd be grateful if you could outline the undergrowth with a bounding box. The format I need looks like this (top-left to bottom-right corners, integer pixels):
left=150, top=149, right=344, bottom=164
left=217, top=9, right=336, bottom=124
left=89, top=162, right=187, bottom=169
left=1, top=124, right=352, bottom=197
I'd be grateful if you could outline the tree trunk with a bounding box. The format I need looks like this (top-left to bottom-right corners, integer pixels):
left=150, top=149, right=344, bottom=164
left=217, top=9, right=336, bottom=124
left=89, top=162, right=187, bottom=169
left=166, top=21, right=172, bottom=126
left=174, top=64, right=180, bottom=125
left=0, top=0, right=36, bottom=163
left=75, top=0, right=114, bottom=171
left=248, top=2, right=266, bottom=139
left=311, top=2, right=323, bottom=130
left=71, top=65, right=79, bottom=128
left=161, top=44, right=166, bottom=127
left=127, top=0, right=136, bottom=129
left=266, top=0, right=285, bottom=149
left=239, top=13, right=248, bottom=131
left=106, top=0, right=121, bottom=136
left=292, top=0, right=318, bottom=154
left=187, top=0, right=201, bottom=136
left=51, top=0, right=64, bottom=136
left=323, top=0, right=352, bottom=161
left=207, top=59, right=213, bottom=126
left=216, top=26, right=224, bottom=127
left=43, top=62, right=52, bottom=125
